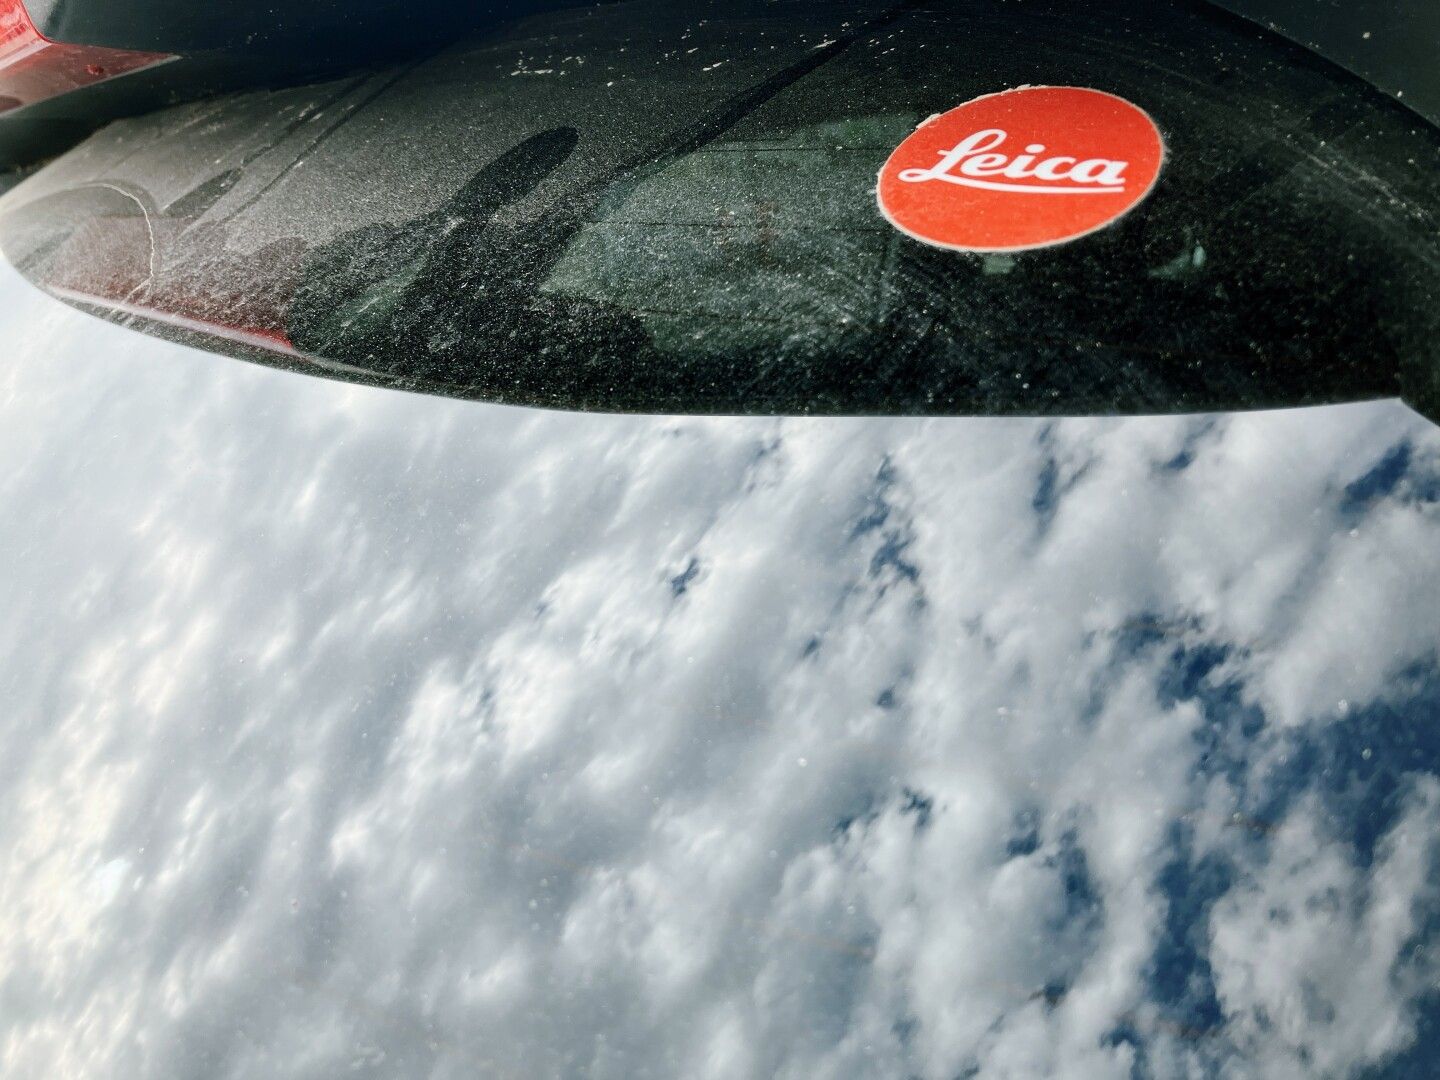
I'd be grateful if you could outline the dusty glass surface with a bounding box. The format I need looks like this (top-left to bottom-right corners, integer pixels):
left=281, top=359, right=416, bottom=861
left=5, top=0, right=1437, bottom=419
left=1, top=259, right=1440, bottom=1078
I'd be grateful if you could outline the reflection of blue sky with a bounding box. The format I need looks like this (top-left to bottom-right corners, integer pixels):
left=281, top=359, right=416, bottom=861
left=0, top=258, right=1439, bottom=1079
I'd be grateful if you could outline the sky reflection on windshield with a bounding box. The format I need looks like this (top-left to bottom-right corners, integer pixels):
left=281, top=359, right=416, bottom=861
left=1, top=261, right=1439, bottom=1079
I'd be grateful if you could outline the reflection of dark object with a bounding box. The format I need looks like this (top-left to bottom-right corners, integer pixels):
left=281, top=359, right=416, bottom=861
left=288, top=1, right=933, bottom=410
left=289, top=125, right=660, bottom=404
left=3, top=0, right=1440, bottom=421
left=285, top=0, right=1440, bottom=418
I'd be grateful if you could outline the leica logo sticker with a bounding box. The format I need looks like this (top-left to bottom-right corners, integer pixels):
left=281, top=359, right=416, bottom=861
left=877, top=86, right=1165, bottom=252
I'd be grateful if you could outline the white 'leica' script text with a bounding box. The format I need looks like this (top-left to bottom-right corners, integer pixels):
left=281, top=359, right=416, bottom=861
left=898, top=129, right=1130, bottom=195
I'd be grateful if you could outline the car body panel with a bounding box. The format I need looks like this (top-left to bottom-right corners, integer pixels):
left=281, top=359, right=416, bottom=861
left=0, top=0, right=565, bottom=169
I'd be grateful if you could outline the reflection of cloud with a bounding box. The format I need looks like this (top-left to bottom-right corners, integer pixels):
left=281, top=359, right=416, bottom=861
left=1, top=258, right=1439, bottom=1079
left=1211, top=780, right=1440, bottom=1077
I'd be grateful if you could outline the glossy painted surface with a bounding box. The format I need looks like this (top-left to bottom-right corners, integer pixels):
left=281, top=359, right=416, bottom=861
left=0, top=0, right=171, bottom=116
left=3, top=258, right=1440, bottom=1077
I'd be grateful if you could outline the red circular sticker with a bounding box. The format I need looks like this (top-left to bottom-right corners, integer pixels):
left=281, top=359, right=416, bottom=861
left=877, top=86, right=1165, bottom=253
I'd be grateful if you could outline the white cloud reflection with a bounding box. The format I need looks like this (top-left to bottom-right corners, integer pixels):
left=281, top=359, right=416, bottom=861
left=1, top=260, right=1439, bottom=1079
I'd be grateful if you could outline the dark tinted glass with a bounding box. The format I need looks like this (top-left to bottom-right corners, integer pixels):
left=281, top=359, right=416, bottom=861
left=2, top=0, right=1437, bottom=419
